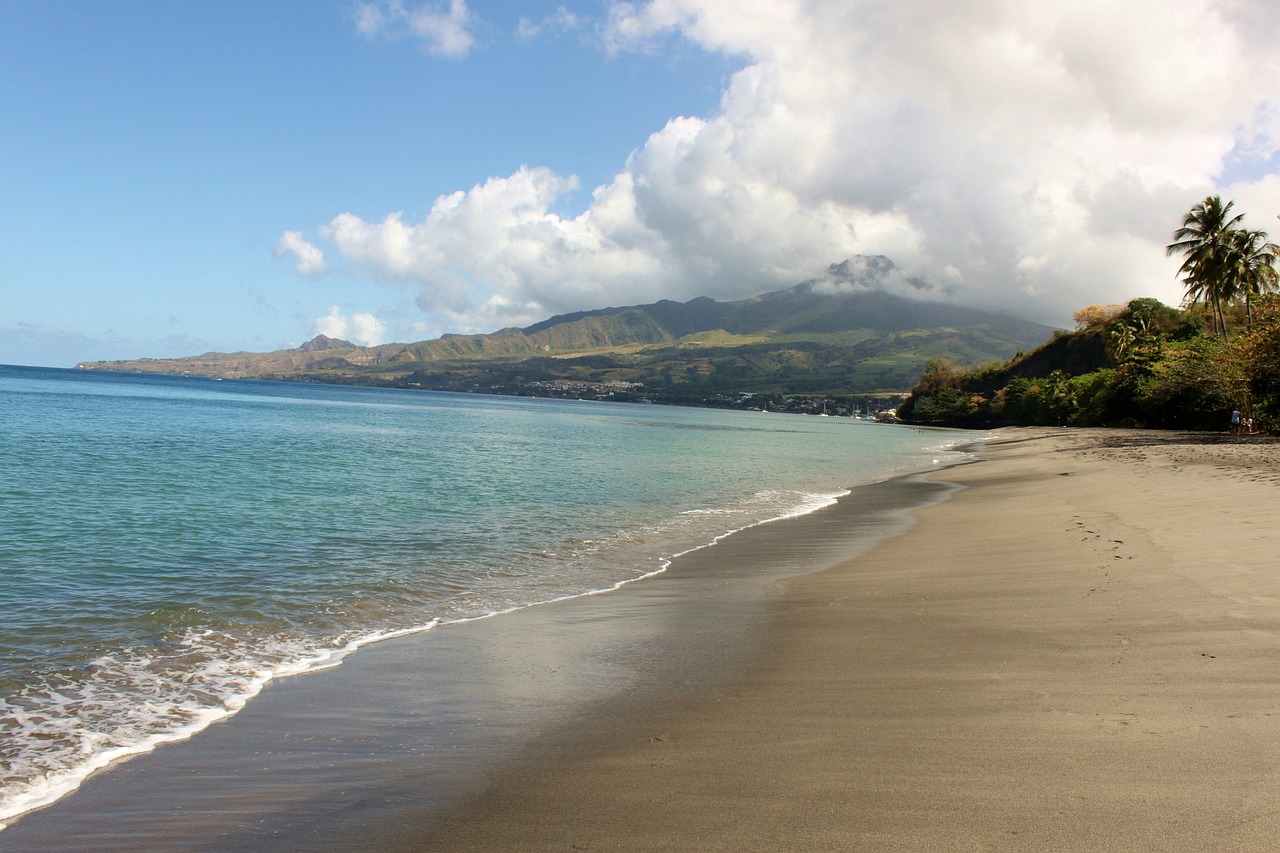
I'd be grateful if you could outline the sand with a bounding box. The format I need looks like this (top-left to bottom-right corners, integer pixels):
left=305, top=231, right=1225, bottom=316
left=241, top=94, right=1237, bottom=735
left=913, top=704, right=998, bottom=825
left=0, top=459, right=951, bottom=852
left=6, top=426, right=1278, bottom=851
left=396, top=427, right=1280, bottom=851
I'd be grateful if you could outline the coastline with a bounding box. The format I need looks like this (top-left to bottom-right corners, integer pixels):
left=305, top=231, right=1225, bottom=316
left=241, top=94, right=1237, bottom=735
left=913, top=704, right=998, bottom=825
left=392, top=427, right=1280, bottom=851
left=0, top=447, right=960, bottom=850
left=1, top=370, right=963, bottom=840
left=11, top=425, right=1276, bottom=850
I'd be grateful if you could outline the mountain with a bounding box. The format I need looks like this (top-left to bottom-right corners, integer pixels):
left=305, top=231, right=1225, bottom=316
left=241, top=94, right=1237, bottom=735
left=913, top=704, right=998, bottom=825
left=296, top=334, right=356, bottom=352
left=77, top=256, right=1056, bottom=399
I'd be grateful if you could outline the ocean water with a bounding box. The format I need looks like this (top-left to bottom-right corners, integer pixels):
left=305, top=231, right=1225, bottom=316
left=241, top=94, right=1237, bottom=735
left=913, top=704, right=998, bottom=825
left=0, top=365, right=967, bottom=829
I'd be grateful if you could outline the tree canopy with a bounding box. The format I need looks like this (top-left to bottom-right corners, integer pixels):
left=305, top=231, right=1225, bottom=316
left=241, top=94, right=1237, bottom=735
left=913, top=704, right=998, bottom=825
left=1166, top=195, right=1279, bottom=336
left=900, top=197, right=1280, bottom=432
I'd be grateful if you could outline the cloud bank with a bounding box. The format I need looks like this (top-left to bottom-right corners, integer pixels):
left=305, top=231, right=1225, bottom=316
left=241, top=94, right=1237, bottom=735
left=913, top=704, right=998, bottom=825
left=293, top=0, right=1280, bottom=338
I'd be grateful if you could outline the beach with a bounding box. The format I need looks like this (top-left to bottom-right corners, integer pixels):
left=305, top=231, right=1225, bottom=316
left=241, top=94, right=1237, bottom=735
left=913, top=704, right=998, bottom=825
left=4, top=370, right=966, bottom=848
left=5, top=425, right=1279, bottom=851
left=0, top=436, right=954, bottom=851
left=390, top=427, right=1280, bottom=851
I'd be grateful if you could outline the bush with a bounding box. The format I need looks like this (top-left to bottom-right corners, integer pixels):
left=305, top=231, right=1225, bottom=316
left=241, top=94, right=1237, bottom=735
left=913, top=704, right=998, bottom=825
left=902, top=297, right=1260, bottom=430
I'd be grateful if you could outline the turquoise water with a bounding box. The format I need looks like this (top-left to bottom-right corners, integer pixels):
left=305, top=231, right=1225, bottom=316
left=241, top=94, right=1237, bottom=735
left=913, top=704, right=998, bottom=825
left=0, top=365, right=966, bottom=827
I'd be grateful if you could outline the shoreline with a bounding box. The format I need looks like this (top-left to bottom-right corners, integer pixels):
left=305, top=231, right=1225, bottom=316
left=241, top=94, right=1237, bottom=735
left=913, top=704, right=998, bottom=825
left=15, top=425, right=1274, bottom=850
left=0, top=448, right=961, bottom=850
left=0, top=376, right=961, bottom=839
left=390, top=427, right=1280, bottom=851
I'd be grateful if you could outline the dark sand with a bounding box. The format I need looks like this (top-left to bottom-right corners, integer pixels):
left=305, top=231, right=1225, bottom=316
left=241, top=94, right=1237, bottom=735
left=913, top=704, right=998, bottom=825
left=8, top=427, right=1278, bottom=851
left=391, top=428, right=1280, bottom=851
left=0, top=464, right=951, bottom=851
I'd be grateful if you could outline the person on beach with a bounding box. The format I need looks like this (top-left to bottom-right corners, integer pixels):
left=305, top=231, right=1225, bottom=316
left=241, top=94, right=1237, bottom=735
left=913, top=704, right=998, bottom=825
left=1231, top=410, right=1241, bottom=434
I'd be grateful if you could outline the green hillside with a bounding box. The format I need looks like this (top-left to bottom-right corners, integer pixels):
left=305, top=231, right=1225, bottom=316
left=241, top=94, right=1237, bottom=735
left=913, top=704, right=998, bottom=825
left=78, top=256, right=1054, bottom=402
left=898, top=296, right=1280, bottom=431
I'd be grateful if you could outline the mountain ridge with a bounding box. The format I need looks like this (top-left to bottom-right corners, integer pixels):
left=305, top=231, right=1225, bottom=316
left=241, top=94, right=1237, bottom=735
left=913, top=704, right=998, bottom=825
left=77, top=256, right=1056, bottom=397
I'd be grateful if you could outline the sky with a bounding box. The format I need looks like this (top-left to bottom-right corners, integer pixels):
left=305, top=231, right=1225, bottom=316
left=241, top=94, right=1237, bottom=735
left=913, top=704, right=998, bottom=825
left=4, top=0, right=1280, bottom=368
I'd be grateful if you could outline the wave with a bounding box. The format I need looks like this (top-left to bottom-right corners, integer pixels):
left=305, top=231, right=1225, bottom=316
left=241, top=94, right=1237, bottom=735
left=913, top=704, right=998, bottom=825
left=0, top=483, right=856, bottom=831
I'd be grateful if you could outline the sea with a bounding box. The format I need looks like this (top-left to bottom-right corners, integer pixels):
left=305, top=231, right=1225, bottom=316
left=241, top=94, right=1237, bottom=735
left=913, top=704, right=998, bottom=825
left=0, top=364, right=970, bottom=833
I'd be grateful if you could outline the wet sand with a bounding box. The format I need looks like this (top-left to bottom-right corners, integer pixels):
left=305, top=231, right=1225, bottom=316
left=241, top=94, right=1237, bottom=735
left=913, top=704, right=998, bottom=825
left=396, top=428, right=1280, bottom=851
left=7, top=427, right=1278, bottom=851
left=0, top=462, right=953, bottom=851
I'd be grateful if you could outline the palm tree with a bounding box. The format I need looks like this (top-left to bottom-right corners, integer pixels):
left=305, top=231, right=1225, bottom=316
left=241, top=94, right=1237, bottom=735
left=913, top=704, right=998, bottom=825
left=1105, top=316, right=1151, bottom=364
left=1222, top=227, right=1280, bottom=329
left=1106, top=322, right=1136, bottom=362
left=1166, top=196, right=1245, bottom=336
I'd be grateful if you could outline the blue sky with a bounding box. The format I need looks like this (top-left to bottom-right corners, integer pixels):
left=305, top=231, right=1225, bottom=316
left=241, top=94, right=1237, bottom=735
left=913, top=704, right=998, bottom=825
left=4, top=1, right=1280, bottom=367
left=2, top=1, right=737, bottom=365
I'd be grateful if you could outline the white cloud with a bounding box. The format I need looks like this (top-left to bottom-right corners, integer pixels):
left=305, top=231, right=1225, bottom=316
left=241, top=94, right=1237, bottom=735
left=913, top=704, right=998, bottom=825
left=355, top=0, right=475, bottom=58
left=316, top=166, right=649, bottom=332
left=273, top=230, right=327, bottom=277
left=297, top=0, right=1280, bottom=333
left=312, top=306, right=388, bottom=347
left=517, top=6, right=581, bottom=40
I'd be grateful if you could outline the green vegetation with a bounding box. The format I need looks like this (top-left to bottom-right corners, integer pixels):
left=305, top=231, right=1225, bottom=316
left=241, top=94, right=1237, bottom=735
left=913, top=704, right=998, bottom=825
left=290, top=331, right=1004, bottom=402
left=900, top=197, right=1280, bottom=432
left=79, top=260, right=1052, bottom=406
